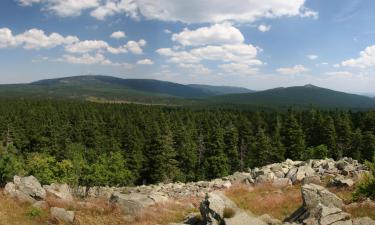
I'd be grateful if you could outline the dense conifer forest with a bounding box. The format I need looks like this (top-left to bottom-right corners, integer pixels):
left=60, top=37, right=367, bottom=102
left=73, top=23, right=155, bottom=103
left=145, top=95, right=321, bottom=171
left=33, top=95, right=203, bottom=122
left=0, top=99, right=374, bottom=187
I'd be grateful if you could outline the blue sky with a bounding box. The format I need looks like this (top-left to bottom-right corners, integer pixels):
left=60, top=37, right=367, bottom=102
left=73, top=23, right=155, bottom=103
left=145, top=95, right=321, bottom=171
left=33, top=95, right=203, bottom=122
left=0, top=0, right=375, bottom=93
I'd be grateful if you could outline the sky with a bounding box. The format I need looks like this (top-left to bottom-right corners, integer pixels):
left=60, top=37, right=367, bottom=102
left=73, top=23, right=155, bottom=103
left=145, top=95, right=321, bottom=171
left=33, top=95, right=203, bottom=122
left=0, top=0, right=375, bottom=93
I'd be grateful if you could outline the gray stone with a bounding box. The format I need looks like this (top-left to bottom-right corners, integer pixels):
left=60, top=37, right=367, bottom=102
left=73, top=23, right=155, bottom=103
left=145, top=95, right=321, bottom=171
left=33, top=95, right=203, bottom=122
left=110, top=192, right=155, bottom=215
left=50, top=207, right=75, bottom=224
left=44, top=183, right=73, bottom=201
left=272, top=178, right=292, bottom=188
left=13, top=176, right=46, bottom=200
left=302, top=176, right=322, bottom=185
left=353, top=217, right=375, bottom=225
left=258, top=214, right=282, bottom=225
left=302, top=184, right=344, bottom=211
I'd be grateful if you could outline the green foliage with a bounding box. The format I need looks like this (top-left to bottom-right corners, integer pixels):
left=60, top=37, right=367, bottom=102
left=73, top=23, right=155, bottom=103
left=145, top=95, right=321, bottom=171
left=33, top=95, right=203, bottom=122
left=304, top=145, right=328, bottom=160
left=0, top=99, right=374, bottom=187
left=353, top=157, right=375, bottom=201
left=0, top=146, right=25, bottom=185
left=26, top=207, right=44, bottom=219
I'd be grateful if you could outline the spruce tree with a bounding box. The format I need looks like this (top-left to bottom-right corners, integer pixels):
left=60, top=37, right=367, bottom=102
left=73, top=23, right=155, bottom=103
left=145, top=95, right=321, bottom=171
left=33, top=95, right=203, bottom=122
left=282, top=110, right=305, bottom=160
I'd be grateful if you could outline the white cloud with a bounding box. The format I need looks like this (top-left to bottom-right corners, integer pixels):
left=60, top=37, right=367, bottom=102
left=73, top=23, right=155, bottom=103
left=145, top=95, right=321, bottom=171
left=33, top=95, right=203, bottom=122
left=172, top=23, right=244, bottom=46
left=164, top=29, right=172, bottom=34
left=110, top=31, right=126, bottom=39
left=178, top=63, right=211, bottom=74
left=17, top=0, right=41, bottom=6
left=307, top=54, right=318, bottom=60
left=18, top=0, right=100, bottom=17
left=18, top=0, right=318, bottom=23
left=0, top=28, right=18, bottom=48
left=258, top=24, right=271, bottom=32
left=276, top=64, right=309, bottom=75
left=137, top=59, right=154, bottom=65
left=0, top=28, right=79, bottom=50
left=157, top=43, right=261, bottom=65
left=219, top=63, right=258, bottom=75
left=342, top=45, right=375, bottom=68
left=59, top=53, right=133, bottom=68
left=90, top=0, right=139, bottom=20
left=65, top=40, right=109, bottom=53
left=61, top=53, right=109, bottom=65
left=124, top=39, right=146, bottom=54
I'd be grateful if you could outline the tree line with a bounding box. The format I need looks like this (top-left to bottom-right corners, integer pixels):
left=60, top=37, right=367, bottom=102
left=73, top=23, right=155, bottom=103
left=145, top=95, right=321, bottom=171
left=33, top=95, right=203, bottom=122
left=0, top=99, right=374, bottom=187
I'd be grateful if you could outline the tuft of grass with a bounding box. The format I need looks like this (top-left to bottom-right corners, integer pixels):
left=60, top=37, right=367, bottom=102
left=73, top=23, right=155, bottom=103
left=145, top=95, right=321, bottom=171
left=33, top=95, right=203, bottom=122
left=223, top=207, right=236, bottom=218
left=26, top=207, right=44, bottom=219
left=224, top=184, right=302, bottom=220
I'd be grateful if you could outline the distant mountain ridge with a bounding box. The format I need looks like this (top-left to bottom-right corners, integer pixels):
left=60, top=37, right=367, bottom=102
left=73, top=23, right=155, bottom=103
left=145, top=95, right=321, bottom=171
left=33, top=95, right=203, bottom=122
left=208, top=84, right=375, bottom=108
left=0, top=75, right=374, bottom=108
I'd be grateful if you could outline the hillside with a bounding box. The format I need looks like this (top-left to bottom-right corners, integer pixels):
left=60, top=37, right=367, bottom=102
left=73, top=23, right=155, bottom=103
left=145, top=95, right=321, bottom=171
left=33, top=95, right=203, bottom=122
left=188, top=84, right=254, bottom=95
left=208, top=84, right=375, bottom=108
left=0, top=75, right=256, bottom=105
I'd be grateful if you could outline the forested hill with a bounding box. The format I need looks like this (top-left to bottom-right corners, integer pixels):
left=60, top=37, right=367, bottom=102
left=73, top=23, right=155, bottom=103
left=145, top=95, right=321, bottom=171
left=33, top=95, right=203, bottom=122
left=0, top=76, right=374, bottom=108
left=0, top=99, right=374, bottom=187
left=0, top=75, right=257, bottom=105
left=208, top=84, right=375, bottom=108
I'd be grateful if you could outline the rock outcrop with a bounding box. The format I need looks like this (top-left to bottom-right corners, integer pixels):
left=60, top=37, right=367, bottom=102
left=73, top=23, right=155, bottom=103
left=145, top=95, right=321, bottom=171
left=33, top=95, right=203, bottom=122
left=50, top=207, right=75, bottom=224
left=285, top=184, right=375, bottom=225
left=4, top=175, right=46, bottom=203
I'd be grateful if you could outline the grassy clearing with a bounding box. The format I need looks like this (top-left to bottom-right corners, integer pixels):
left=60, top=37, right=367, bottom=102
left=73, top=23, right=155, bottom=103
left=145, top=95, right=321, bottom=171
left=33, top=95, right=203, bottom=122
left=224, top=184, right=302, bottom=220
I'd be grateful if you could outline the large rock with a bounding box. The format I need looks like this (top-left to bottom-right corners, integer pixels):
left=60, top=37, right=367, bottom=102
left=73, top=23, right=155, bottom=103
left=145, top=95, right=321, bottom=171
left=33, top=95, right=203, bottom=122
left=110, top=192, right=165, bottom=215
left=302, top=184, right=344, bottom=211
left=4, top=176, right=46, bottom=203
left=199, top=192, right=266, bottom=225
left=317, top=205, right=351, bottom=225
left=50, top=207, right=75, bottom=224
left=44, top=183, right=73, bottom=201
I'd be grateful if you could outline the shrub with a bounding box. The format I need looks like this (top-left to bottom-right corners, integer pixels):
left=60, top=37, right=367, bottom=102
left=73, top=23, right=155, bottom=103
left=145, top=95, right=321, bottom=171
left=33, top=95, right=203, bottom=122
left=353, top=156, right=375, bottom=201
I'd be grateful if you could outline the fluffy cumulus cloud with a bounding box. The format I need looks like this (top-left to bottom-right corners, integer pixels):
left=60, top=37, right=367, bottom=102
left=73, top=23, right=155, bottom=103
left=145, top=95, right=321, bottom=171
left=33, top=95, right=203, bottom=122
left=276, top=64, right=309, bottom=75
left=17, top=0, right=318, bottom=23
left=172, top=23, right=244, bottom=46
left=258, top=24, right=271, bottom=32
left=110, top=31, right=126, bottom=39
left=124, top=39, right=146, bottom=54
left=0, top=27, right=78, bottom=49
left=158, top=22, right=262, bottom=75
left=137, top=58, right=154, bottom=65
left=342, top=45, right=375, bottom=68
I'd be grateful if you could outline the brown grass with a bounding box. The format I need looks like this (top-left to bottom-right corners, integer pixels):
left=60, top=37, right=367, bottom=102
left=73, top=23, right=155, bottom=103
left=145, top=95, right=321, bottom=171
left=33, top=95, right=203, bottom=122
left=344, top=203, right=375, bottom=220
left=0, top=192, right=46, bottom=225
left=224, top=184, right=302, bottom=220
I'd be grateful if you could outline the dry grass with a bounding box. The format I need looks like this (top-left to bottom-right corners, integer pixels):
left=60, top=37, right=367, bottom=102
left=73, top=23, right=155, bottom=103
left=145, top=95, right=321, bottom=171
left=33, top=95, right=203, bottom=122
left=344, top=203, right=375, bottom=220
left=224, top=184, right=302, bottom=220
left=0, top=192, right=46, bottom=225
left=130, top=198, right=200, bottom=225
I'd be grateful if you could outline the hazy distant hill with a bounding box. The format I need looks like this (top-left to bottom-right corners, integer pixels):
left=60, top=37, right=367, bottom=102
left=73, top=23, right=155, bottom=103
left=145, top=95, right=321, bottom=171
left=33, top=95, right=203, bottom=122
left=0, top=75, right=251, bottom=104
left=188, top=84, right=254, bottom=95
left=208, top=84, right=375, bottom=108
left=0, top=76, right=374, bottom=108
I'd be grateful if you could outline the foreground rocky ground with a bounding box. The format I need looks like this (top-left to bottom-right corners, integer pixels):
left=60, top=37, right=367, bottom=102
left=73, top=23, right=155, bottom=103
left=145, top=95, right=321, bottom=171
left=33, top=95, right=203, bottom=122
left=1, top=158, right=375, bottom=225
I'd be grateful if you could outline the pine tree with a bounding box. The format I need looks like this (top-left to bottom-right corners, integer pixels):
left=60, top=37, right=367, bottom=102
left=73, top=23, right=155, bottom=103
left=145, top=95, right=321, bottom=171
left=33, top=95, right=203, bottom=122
left=253, top=128, right=274, bottom=167
left=204, top=126, right=229, bottom=179
left=282, top=110, right=305, bottom=160
left=361, top=131, right=375, bottom=162
left=224, top=123, right=240, bottom=173
left=335, top=112, right=353, bottom=158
